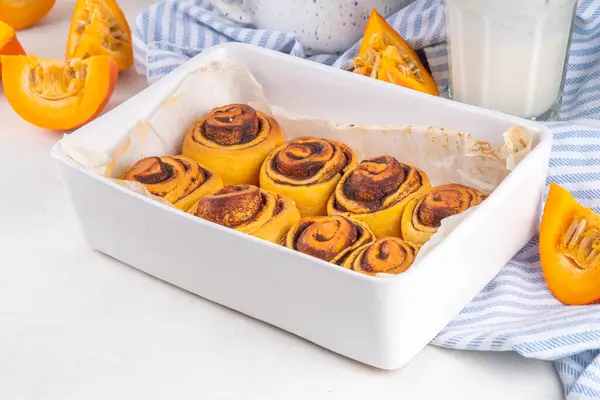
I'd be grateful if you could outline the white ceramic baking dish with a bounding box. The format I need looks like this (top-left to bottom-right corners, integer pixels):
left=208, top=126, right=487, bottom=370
left=51, top=43, right=552, bottom=370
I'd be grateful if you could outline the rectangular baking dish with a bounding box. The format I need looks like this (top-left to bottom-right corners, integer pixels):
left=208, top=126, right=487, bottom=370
left=51, top=43, right=553, bottom=370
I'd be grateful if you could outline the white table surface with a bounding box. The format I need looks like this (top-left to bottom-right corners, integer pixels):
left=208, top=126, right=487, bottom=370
left=0, top=1, right=565, bottom=399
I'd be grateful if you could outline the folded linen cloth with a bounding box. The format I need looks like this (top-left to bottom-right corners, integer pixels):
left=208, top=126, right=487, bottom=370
left=133, top=0, right=600, bottom=398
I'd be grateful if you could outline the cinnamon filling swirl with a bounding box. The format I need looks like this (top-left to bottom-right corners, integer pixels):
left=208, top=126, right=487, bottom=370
left=271, top=138, right=353, bottom=182
left=286, top=215, right=375, bottom=264
left=122, top=155, right=216, bottom=204
left=353, top=237, right=419, bottom=275
left=126, top=156, right=175, bottom=186
left=191, top=184, right=301, bottom=244
left=294, top=217, right=360, bottom=261
left=414, top=184, right=487, bottom=228
left=202, top=104, right=261, bottom=146
left=194, top=184, right=264, bottom=228
left=336, top=156, right=423, bottom=213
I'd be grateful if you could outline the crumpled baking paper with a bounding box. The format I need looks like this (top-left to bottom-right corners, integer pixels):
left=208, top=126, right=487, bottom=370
left=58, top=60, right=534, bottom=275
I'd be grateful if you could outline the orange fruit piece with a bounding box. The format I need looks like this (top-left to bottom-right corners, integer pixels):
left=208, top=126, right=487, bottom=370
left=0, top=0, right=56, bottom=30
left=540, top=183, right=600, bottom=305
left=350, top=9, right=438, bottom=96
left=66, top=0, right=133, bottom=71
left=2, top=54, right=118, bottom=131
left=0, top=20, right=25, bottom=77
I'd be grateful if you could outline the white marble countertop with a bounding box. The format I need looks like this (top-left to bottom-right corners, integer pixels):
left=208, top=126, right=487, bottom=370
left=0, top=1, right=564, bottom=399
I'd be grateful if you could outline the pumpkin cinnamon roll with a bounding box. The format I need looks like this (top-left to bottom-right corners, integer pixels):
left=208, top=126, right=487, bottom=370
left=342, top=237, right=419, bottom=276
left=122, top=155, right=223, bottom=211
left=182, top=104, right=285, bottom=186
left=401, top=184, right=487, bottom=245
left=190, top=184, right=300, bottom=244
left=284, top=215, right=375, bottom=265
left=260, top=137, right=358, bottom=217
left=327, top=155, right=431, bottom=238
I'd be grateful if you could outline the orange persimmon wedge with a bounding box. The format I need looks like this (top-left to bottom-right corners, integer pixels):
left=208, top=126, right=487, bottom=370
left=540, top=183, right=600, bottom=305
left=0, top=21, right=25, bottom=77
left=0, top=0, right=56, bottom=30
left=351, top=9, right=438, bottom=96
left=66, top=0, right=133, bottom=71
left=2, top=54, right=118, bottom=131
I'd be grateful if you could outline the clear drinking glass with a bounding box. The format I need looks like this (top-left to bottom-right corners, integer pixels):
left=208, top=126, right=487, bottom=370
left=445, top=0, right=577, bottom=121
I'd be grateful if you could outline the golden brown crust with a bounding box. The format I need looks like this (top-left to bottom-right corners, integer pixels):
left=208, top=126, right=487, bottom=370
left=121, top=155, right=223, bottom=211
left=190, top=184, right=300, bottom=243
left=333, top=156, right=424, bottom=213
left=327, top=155, right=431, bottom=238
left=401, top=183, right=487, bottom=245
left=199, top=104, right=262, bottom=146
left=285, top=215, right=375, bottom=265
left=182, top=104, right=285, bottom=186
left=342, top=237, right=419, bottom=276
left=415, top=184, right=486, bottom=228
left=265, top=137, right=356, bottom=185
left=260, top=137, right=358, bottom=216
left=194, top=184, right=263, bottom=228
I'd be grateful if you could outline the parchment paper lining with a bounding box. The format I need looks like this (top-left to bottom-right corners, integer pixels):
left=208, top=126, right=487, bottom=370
left=59, top=60, right=533, bottom=277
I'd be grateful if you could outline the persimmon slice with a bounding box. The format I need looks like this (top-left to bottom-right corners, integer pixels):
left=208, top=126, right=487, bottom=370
left=1, top=54, right=118, bottom=130
left=66, top=0, right=132, bottom=71
left=0, top=0, right=56, bottom=30
left=349, top=9, right=438, bottom=96
left=0, top=21, right=25, bottom=78
left=540, top=183, right=600, bottom=305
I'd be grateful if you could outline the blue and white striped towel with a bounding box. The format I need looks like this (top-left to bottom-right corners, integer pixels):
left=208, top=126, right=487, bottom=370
left=133, top=0, right=600, bottom=398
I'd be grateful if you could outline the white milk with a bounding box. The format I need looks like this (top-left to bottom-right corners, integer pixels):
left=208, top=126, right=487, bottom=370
left=445, top=0, right=577, bottom=119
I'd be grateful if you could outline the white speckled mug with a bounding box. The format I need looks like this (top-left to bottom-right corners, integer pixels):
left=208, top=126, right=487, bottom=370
left=209, top=0, right=414, bottom=54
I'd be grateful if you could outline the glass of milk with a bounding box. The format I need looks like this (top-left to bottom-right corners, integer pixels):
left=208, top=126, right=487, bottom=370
left=445, top=0, right=577, bottom=120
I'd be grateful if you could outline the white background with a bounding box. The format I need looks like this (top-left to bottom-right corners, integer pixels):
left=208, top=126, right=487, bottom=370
left=0, top=0, right=564, bottom=399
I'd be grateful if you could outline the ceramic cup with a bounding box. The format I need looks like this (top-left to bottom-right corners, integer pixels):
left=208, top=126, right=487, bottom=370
left=209, top=0, right=414, bottom=54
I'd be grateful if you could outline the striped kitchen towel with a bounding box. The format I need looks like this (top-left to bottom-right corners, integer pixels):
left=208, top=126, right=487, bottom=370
left=133, top=0, right=600, bottom=398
